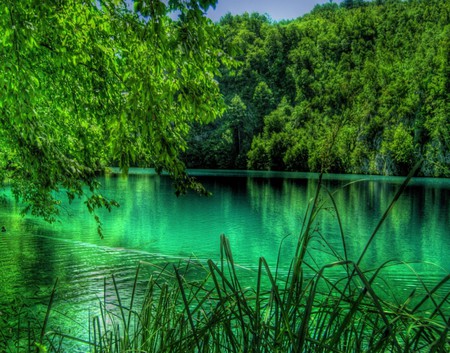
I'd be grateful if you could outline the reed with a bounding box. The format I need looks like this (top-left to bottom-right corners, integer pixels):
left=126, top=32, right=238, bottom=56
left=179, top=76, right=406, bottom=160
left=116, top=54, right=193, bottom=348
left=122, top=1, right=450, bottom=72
left=10, top=167, right=450, bottom=352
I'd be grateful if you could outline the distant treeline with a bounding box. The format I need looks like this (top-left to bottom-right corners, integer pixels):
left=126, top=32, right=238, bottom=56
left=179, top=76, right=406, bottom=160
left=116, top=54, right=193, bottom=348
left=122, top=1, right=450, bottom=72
left=183, top=0, right=450, bottom=176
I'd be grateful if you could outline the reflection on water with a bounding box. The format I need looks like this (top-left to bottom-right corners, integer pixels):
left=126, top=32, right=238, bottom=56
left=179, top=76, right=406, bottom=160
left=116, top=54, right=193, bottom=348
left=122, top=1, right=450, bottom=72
left=0, top=170, right=449, bottom=345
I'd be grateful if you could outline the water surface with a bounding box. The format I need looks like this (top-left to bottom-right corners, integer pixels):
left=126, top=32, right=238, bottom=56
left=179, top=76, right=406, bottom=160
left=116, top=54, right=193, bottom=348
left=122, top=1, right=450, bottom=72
left=0, top=170, right=449, bottom=346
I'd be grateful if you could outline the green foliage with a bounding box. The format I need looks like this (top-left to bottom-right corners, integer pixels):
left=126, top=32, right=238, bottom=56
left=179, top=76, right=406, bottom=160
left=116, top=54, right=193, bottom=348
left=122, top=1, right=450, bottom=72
left=187, top=0, right=450, bottom=177
left=248, top=98, right=295, bottom=170
left=185, top=12, right=296, bottom=170
left=184, top=93, right=254, bottom=169
left=253, top=81, right=275, bottom=132
left=0, top=0, right=228, bottom=232
left=381, top=124, right=415, bottom=174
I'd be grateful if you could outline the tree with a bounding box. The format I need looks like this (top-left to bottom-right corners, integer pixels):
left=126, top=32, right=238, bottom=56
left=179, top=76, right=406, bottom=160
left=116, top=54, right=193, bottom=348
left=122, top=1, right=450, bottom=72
left=245, top=0, right=450, bottom=176
left=253, top=81, right=275, bottom=132
left=248, top=98, right=295, bottom=171
left=225, top=95, right=249, bottom=167
left=0, top=0, right=228, bottom=236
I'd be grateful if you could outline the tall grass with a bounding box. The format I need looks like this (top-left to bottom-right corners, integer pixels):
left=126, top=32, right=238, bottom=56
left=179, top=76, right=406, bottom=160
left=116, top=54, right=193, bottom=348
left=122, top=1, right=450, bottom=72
left=8, top=168, right=450, bottom=352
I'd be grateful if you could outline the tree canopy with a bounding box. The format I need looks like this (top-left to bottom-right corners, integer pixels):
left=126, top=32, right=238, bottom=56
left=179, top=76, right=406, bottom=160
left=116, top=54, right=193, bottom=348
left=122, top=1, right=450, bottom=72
left=0, top=0, right=229, bottom=235
left=185, top=0, right=450, bottom=177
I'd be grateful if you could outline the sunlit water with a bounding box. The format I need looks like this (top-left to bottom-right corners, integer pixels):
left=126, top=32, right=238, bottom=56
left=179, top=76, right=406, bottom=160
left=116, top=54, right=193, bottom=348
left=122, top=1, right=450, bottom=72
left=0, top=170, right=449, bottom=348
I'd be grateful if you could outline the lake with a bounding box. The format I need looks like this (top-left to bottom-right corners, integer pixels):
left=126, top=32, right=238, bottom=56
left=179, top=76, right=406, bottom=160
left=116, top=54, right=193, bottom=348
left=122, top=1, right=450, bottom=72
left=0, top=170, right=449, bottom=348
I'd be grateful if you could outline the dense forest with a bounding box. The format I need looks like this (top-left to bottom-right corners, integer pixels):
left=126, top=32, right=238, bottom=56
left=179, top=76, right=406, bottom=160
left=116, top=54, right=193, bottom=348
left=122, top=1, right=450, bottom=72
left=184, top=0, right=450, bottom=177
left=1, top=0, right=449, bottom=226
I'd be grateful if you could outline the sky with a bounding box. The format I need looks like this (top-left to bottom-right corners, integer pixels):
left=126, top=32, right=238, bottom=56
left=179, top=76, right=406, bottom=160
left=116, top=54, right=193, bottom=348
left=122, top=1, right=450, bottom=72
left=205, top=0, right=343, bottom=22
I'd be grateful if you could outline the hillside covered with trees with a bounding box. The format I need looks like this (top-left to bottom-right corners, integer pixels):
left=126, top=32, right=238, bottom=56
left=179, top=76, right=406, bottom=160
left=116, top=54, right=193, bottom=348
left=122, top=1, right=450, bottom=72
left=184, top=0, right=450, bottom=177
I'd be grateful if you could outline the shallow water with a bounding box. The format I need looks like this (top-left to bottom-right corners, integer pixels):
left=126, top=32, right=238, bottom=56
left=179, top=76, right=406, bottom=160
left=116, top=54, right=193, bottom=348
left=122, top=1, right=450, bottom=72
left=0, top=170, right=449, bottom=347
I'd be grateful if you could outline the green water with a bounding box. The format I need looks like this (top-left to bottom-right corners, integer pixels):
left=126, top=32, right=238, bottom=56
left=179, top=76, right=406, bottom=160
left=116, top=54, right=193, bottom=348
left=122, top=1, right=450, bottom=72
left=0, top=170, right=449, bottom=347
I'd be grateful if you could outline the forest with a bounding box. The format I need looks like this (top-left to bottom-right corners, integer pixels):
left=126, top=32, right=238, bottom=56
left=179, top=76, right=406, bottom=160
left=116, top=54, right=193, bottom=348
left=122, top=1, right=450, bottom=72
left=1, top=1, right=449, bottom=352
left=2, top=0, right=449, bottom=227
left=184, top=0, right=450, bottom=177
